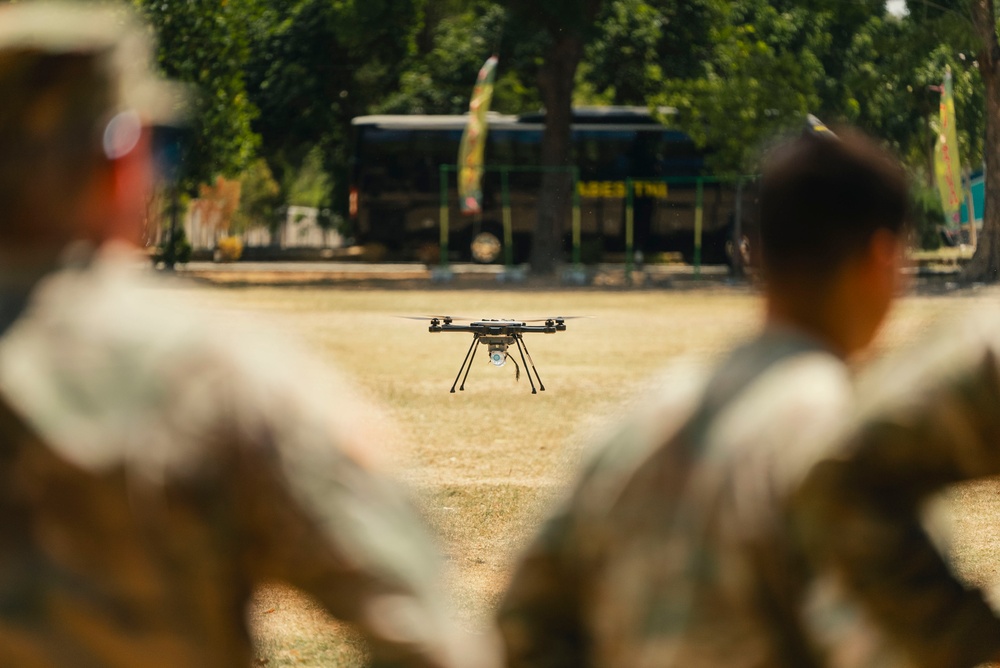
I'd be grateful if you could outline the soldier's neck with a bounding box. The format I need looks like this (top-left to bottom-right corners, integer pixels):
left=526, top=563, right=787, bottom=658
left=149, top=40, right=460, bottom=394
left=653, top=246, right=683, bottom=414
left=764, top=288, right=854, bottom=360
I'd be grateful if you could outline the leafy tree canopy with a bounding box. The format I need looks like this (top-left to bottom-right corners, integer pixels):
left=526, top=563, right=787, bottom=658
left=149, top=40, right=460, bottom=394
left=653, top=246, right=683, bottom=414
left=651, top=0, right=829, bottom=174
left=135, top=0, right=261, bottom=193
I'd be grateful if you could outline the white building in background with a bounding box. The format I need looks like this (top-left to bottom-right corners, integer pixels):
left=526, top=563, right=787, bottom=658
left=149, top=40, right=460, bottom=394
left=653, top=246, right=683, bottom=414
left=280, top=205, right=342, bottom=248
left=185, top=203, right=342, bottom=251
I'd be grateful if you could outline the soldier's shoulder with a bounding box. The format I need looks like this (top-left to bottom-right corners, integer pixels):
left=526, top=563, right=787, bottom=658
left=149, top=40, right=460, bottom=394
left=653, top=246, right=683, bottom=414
left=568, top=360, right=709, bottom=513
left=0, top=245, right=380, bottom=472
left=855, top=302, right=1000, bottom=413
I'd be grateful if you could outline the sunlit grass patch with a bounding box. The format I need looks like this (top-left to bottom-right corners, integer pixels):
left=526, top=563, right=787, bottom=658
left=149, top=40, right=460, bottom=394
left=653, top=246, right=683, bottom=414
left=167, top=281, right=1000, bottom=667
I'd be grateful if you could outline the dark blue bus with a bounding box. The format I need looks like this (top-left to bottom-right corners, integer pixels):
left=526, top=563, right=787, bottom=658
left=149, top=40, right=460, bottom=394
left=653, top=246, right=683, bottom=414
left=350, top=106, right=748, bottom=264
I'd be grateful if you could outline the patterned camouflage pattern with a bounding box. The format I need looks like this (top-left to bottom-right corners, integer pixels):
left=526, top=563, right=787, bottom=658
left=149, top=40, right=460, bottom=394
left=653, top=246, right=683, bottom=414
left=0, top=245, right=485, bottom=668
left=795, top=308, right=1000, bottom=668
left=498, top=329, right=912, bottom=668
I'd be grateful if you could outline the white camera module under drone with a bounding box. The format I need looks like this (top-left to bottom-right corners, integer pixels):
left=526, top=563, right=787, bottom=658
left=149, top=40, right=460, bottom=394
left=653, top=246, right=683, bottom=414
left=403, top=316, right=581, bottom=393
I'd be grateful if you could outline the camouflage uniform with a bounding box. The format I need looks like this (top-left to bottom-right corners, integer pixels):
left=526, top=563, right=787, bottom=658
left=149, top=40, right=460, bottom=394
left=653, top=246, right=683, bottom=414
left=0, top=4, right=486, bottom=667
left=0, top=246, right=488, bottom=668
left=795, top=309, right=1000, bottom=668
left=498, top=329, right=910, bottom=668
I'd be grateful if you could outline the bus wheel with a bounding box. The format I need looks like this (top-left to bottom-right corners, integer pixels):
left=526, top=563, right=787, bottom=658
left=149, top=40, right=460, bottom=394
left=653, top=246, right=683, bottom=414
left=471, top=231, right=502, bottom=263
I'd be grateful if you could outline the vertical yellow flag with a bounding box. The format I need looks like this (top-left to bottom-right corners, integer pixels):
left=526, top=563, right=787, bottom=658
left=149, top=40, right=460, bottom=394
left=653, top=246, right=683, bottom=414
left=934, top=67, right=963, bottom=227
left=458, top=55, right=498, bottom=215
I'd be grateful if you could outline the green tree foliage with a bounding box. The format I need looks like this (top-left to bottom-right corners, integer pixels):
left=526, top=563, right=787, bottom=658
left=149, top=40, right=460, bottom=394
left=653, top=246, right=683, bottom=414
left=783, top=0, right=887, bottom=115
left=651, top=1, right=827, bottom=174
left=911, top=181, right=946, bottom=250
left=135, top=0, right=260, bottom=193
left=244, top=0, right=425, bottom=217
left=376, top=1, right=540, bottom=115
left=377, top=3, right=512, bottom=114
left=233, top=159, right=281, bottom=233
left=581, top=0, right=720, bottom=105
left=286, top=147, right=332, bottom=209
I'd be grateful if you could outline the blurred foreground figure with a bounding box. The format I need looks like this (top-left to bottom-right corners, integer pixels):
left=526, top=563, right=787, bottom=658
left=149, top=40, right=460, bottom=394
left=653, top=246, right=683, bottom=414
left=795, top=311, right=1000, bottom=666
left=498, top=126, right=912, bottom=667
left=0, top=4, right=485, bottom=667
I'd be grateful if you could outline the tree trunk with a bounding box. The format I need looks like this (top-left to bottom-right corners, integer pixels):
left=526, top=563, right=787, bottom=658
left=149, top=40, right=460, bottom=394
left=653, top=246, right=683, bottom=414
left=962, top=0, right=1000, bottom=282
left=530, top=35, right=583, bottom=276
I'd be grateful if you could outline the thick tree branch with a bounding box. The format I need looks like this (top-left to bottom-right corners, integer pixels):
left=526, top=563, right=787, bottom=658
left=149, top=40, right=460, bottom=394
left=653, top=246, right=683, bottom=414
left=962, top=0, right=1000, bottom=281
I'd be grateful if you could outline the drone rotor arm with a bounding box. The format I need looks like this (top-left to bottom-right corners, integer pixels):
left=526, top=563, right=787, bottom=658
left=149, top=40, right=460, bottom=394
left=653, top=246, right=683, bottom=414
left=434, top=324, right=479, bottom=334
left=516, top=325, right=562, bottom=334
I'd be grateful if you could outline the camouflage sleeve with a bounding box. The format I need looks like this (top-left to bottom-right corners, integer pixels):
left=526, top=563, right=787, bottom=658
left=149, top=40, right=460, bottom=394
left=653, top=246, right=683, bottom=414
left=497, top=507, right=590, bottom=668
left=233, top=432, right=473, bottom=668
left=498, top=365, right=706, bottom=668
left=221, top=346, right=490, bottom=668
left=795, top=314, right=1000, bottom=668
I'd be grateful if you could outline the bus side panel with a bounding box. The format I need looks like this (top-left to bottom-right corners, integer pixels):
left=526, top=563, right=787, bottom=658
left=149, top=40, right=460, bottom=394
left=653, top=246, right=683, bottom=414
left=351, top=113, right=748, bottom=265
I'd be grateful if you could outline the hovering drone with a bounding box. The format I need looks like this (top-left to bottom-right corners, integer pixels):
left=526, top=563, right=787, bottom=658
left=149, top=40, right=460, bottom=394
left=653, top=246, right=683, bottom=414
left=406, top=316, right=574, bottom=393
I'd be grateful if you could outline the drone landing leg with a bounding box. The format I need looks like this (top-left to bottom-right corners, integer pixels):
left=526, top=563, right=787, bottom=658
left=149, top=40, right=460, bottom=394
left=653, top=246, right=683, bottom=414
left=450, top=334, right=479, bottom=393
left=513, top=335, right=538, bottom=394
left=517, top=334, right=546, bottom=392
left=459, top=338, right=480, bottom=391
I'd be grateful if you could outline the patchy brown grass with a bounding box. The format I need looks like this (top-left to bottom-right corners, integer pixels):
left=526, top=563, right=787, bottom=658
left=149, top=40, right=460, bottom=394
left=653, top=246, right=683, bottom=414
left=169, top=281, right=1000, bottom=666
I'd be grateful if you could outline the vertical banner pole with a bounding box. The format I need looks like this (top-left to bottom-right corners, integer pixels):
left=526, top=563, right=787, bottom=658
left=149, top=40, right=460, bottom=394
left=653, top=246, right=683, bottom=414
left=502, top=167, right=513, bottom=268
left=694, top=178, right=704, bottom=278
left=439, top=164, right=449, bottom=270
left=733, top=179, right=744, bottom=279
left=572, top=166, right=582, bottom=268
left=625, top=178, right=634, bottom=284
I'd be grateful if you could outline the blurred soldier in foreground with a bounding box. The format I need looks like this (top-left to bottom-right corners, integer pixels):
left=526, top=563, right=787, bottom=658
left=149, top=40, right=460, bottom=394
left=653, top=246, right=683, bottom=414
left=0, top=4, right=486, bottom=667
left=498, top=125, right=912, bottom=667
left=794, top=310, right=1000, bottom=666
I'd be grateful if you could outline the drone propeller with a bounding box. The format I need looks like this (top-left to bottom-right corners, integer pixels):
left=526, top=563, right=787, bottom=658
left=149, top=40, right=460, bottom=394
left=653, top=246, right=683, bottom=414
left=520, top=315, right=593, bottom=322
left=395, top=314, right=473, bottom=323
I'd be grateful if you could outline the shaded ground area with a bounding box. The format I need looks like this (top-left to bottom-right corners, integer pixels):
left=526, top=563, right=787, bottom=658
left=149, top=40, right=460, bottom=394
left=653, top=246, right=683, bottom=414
left=175, top=257, right=981, bottom=295
left=175, top=261, right=732, bottom=290
left=167, top=280, right=1000, bottom=667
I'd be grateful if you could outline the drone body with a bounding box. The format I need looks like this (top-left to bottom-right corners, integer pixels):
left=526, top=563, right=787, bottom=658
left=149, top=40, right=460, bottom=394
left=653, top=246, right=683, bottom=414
left=420, top=316, right=569, bottom=393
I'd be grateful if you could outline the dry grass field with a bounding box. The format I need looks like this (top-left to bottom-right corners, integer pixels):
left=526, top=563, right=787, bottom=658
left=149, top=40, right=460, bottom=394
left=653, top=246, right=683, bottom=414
left=165, top=279, right=1000, bottom=667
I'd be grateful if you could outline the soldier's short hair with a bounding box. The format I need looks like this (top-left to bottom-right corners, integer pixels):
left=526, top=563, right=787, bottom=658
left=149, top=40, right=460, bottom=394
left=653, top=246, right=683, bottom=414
left=0, top=2, right=180, bottom=236
left=759, top=128, right=910, bottom=281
